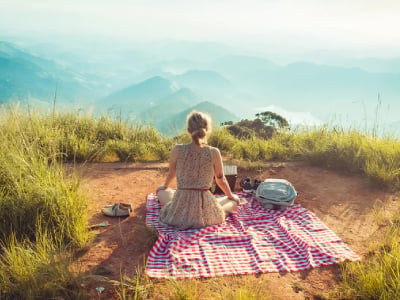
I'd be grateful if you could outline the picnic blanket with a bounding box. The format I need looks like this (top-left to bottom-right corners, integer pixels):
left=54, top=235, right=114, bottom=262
left=145, top=193, right=360, bottom=279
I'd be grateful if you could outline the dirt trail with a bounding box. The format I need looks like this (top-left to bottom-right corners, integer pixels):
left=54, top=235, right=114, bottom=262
left=75, top=161, right=400, bottom=299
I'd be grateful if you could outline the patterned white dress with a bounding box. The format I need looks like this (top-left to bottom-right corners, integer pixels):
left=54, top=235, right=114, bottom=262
left=159, top=144, right=225, bottom=229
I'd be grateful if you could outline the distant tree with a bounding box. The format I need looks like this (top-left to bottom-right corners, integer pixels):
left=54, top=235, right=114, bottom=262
left=220, top=121, right=234, bottom=126
left=227, top=118, right=275, bottom=139
left=226, top=123, right=255, bottom=139
left=226, top=111, right=289, bottom=140
left=255, top=111, right=289, bottom=129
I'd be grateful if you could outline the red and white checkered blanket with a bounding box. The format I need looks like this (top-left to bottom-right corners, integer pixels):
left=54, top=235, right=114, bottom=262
left=145, top=193, right=360, bottom=279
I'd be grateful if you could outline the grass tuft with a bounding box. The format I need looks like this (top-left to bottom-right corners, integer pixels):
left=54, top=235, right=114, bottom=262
left=0, top=231, right=86, bottom=300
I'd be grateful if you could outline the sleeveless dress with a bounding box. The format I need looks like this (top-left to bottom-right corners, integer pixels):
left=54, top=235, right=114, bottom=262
left=159, top=144, right=225, bottom=229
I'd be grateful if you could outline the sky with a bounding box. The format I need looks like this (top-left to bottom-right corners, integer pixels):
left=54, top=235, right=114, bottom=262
left=1, top=0, right=400, bottom=57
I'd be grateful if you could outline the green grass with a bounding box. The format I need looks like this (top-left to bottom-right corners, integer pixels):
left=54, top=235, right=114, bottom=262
left=0, top=106, right=173, bottom=163
left=209, top=125, right=400, bottom=189
left=0, top=112, right=89, bottom=246
left=295, top=126, right=400, bottom=189
left=113, top=270, right=269, bottom=300
left=340, top=219, right=400, bottom=299
left=1, top=105, right=400, bottom=299
left=0, top=231, right=87, bottom=300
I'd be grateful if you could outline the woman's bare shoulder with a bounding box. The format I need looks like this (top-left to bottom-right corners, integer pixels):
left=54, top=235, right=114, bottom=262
left=172, top=144, right=187, bottom=153
left=173, top=143, right=186, bottom=149
left=208, top=145, right=221, bottom=156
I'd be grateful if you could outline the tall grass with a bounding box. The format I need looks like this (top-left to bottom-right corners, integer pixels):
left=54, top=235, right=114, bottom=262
left=340, top=218, right=400, bottom=299
left=209, top=126, right=400, bottom=189
left=0, top=106, right=91, bottom=298
left=0, top=110, right=89, bottom=246
left=1, top=106, right=174, bottom=163
left=295, top=126, right=400, bottom=189
left=0, top=232, right=87, bottom=300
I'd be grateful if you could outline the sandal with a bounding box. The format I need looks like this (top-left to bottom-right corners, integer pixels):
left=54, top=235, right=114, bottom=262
left=103, top=202, right=132, bottom=211
left=102, top=203, right=131, bottom=217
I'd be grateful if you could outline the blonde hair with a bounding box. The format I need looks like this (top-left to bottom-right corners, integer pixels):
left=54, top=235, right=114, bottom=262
left=187, top=111, right=212, bottom=145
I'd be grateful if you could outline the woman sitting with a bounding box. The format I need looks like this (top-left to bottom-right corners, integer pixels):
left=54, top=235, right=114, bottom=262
left=156, top=111, right=240, bottom=229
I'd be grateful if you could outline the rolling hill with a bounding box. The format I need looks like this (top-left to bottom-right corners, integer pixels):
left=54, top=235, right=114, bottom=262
left=95, top=75, right=242, bottom=132
left=96, top=76, right=181, bottom=117
left=0, top=41, right=96, bottom=104
left=174, top=70, right=233, bottom=95
left=138, top=87, right=203, bottom=125
left=156, top=101, right=240, bottom=136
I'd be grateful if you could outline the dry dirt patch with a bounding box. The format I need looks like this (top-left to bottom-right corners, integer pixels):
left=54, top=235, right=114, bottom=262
left=74, top=161, right=400, bottom=299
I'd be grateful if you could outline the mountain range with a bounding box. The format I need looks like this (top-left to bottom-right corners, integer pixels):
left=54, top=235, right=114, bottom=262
left=1, top=40, right=400, bottom=136
left=0, top=41, right=105, bottom=104
left=96, top=76, right=239, bottom=135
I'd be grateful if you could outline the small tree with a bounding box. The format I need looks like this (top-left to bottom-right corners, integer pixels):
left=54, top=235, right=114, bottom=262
left=255, top=111, right=289, bottom=129
left=225, top=111, right=289, bottom=140
left=227, top=118, right=275, bottom=139
left=220, top=121, right=234, bottom=126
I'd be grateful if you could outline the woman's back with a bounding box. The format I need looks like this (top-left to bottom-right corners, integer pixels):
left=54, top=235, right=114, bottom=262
left=159, top=143, right=225, bottom=229
left=176, top=144, right=214, bottom=189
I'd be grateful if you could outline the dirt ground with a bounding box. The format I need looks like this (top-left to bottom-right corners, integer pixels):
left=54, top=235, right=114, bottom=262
left=74, top=161, right=400, bottom=299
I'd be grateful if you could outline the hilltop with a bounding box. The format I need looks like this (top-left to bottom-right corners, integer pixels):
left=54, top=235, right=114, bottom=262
left=76, top=161, right=400, bottom=299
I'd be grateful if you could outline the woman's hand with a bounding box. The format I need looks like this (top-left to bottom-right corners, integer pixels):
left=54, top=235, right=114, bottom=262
left=156, top=185, right=167, bottom=193
left=228, top=194, right=241, bottom=204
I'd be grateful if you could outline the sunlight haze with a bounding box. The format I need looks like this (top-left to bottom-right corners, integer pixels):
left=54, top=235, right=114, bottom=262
left=1, top=0, right=400, bottom=132
left=2, top=0, right=400, bottom=56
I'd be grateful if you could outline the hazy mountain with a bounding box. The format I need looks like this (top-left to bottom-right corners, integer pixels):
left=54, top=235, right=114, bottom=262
left=174, top=70, right=233, bottom=95
left=156, top=101, right=240, bottom=136
left=95, top=58, right=400, bottom=126
left=0, top=56, right=56, bottom=103
left=296, top=49, right=400, bottom=74
left=2, top=39, right=400, bottom=127
left=209, top=59, right=400, bottom=122
left=0, top=41, right=97, bottom=104
left=138, top=87, right=202, bottom=125
left=134, top=40, right=237, bottom=62
left=339, top=58, right=400, bottom=74
left=0, top=41, right=56, bottom=70
left=133, top=69, right=243, bottom=112
left=211, top=55, right=279, bottom=81
left=132, top=58, right=208, bottom=83
left=96, top=76, right=181, bottom=118
left=265, top=62, right=400, bottom=112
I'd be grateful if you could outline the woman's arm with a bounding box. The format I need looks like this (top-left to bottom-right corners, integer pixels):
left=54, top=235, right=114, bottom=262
left=157, top=145, right=179, bottom=192
left=211, top=147, right=240, bottom=203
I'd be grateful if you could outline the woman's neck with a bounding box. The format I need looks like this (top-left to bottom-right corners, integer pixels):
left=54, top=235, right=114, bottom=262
left=189, top=140, right=205, bottom=148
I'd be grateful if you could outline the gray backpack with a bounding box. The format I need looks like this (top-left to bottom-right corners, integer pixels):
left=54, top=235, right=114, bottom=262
left=254, top=179, right=298, bottom=210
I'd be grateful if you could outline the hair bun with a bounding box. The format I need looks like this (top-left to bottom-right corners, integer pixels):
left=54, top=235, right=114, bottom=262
left=191, top=128, right=206, bottom=139
left=198, top=128, right=207, bottom=138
